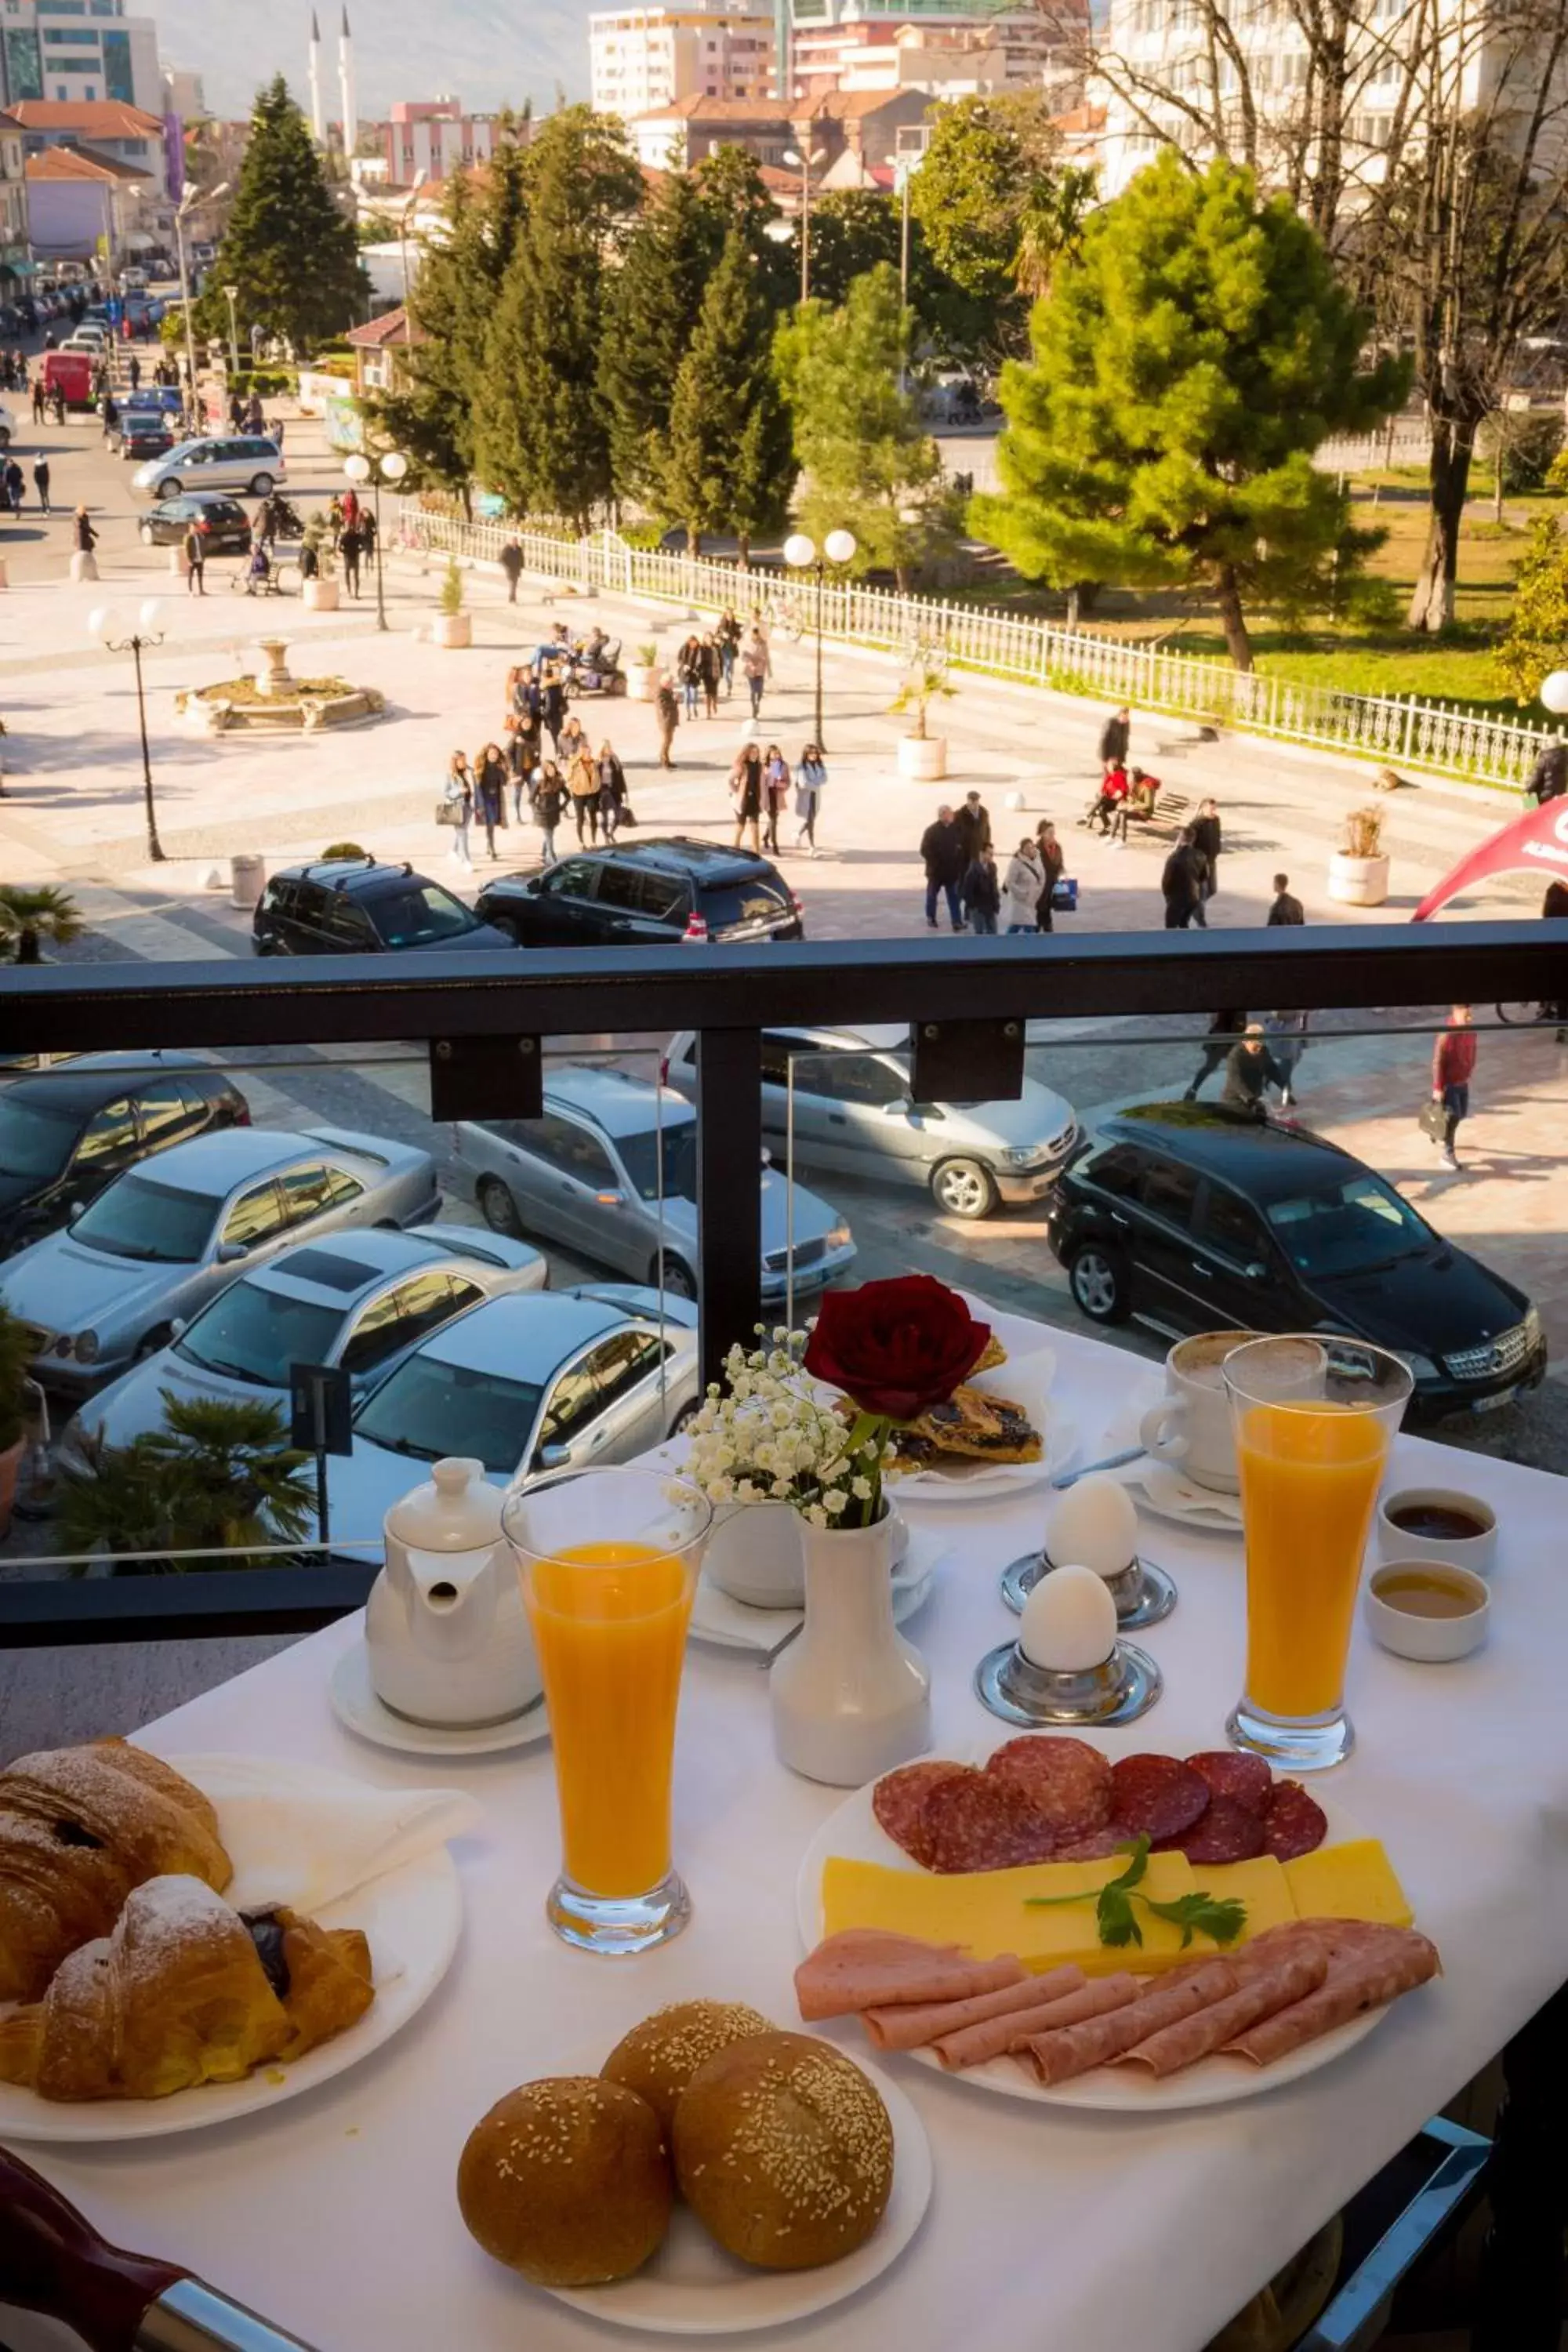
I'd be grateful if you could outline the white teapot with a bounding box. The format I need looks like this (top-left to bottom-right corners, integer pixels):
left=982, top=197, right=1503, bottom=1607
left=365, top=1457, right=543, bottom=1730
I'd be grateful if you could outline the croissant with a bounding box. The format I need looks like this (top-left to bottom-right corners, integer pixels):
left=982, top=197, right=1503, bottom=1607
left=0, top=1874, right=376, bottom=2102
left=0, top=1739, right=232, bottom=2002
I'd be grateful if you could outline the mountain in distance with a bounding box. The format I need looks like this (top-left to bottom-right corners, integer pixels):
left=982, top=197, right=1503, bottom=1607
left=157, top=0, right=590, bottom=122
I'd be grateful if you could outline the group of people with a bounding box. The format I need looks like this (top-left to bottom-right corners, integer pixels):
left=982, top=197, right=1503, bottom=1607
left=442, top=729, right=630, bottom=868
left=670, top=615, right=771, bottom=723
left=728, top=740, right=826, bottom=855
left=920, top=793, right=1065, bottom=935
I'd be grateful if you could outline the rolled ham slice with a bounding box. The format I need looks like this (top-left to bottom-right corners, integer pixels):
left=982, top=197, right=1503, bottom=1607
left=1116, top=1948, right=1328, bottom=2078
left=935, top=1972, right=1138, bottom=2071
left=862, top=1963, right=1085, bottom=2052
left=1224, top=1928, right=1439, bottom=2067
left=1024, top=1960, right=1240, bottom=2086
left=795, top=1929, right=1026, bottom=2021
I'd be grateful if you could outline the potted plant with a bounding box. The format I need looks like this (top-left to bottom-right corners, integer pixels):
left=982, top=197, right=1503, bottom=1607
left=300, top=510, right=339, bottom=612
left=434, top=556, right=472, bottom=651
left=0, top=1305, right=34, bottom=1537
left=891, top=638, right=957, bottom=781
left=56, top=1394, right=315, bottom=1573
left=0, top=884, right=83, bottom=964
left=1329, top=804, right=1390, bottom=906
left=626, top=641, right=659, bottom=702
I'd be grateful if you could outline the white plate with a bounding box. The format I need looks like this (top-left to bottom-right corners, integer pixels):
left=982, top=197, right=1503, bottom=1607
left=0, top=1760, right=464, bottom=2143
left=329, top=1642, right=552, bottom=1758
left=689, top=1527, right=953, bottom=1657
left=894, top=1352, right=1074, bottom=1504
left=547, top=2052, right=932, bottom=2335
left=793, top=1747, right=1387, bottom=2114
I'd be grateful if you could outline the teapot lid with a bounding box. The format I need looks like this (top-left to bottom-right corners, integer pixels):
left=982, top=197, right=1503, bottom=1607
left=384, top=1457, right=504, bottom=1551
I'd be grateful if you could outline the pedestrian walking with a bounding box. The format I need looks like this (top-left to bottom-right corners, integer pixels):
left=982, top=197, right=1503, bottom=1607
left=359, top=508, right=377, bottom=569
left=920, top=804, right=965, bottom=931
left=650, top=673, right=676, bottom=768
left=793, top=742, right=826, bottom=852
left=1526, top=739, right=1568, bottom=804
left=476, top=743, right=509, bottom=860
left=540, top=664, right=568, bottom=759
left=741, top=627, right=771, bottom=719
left=717, top=607, right=742, bottom=697
left=677, top=633, right=703, bottom=722
left=99, top=392, right=118, bottom=445
left=29, top=376, right=43, bottom=426
left=50, top=384, right=66, bottom=426
left=1542, top=879, right=1568, bottom=1038
left=699, top=633, right=722, bottom=719
left=731, top=740, right=764, bottom=853
left=1192, top=796, right=1223, bottom=910
left=954, top=789, right=992, bottom=866
left=1004, top=837, right=1045, bottom=932
left=567, top=745, right=600, bottom=845
left=127, top=354, right=140, bottom=391
left=72, top=506, right=97, bottom=561
left=1431, top=1003, right=1477, bottom=1170
left=557, top=713, right=589, bottom=773
left=1184, top=1009, right=1247, bottom=1100
left=960, top=847, right=1002, bottom=935
left=1221, top=1025, right=1286, bottom=1121
left=183, top=520, right=207, bottom=595
left=31, top=456, right=49, bottom=514
left=1035, top=820, right=1064, bottom=931
left=4, top=458, right=22, bottom=514
left=1161, top=827, right=1207, bottom=929
left=597, top=739, right=626, bottom=842
left=1098, top=705, right=1131, bottom=775
left=500, top=535, right=523, bottom=603
left=442, top=751, right=474, bottom=872
left=339, top=521, right=363, bottom=600
left=531, top=760, right=564, bottom=865
left=1268, top=873, right=1305, bottom=926
left=1263, top=1009, right=1309, bottom=1108
left=762, top=743, right=789, bottom=854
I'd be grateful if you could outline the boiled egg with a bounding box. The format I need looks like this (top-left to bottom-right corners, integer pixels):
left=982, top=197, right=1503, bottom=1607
left=1018, top=1562, right=1118, bottom=1671
left=1044, top=1477, right=1139, bottom=1581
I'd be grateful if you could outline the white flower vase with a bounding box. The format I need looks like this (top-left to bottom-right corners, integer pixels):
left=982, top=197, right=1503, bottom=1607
left=770, top=1510, right=931, bottom=1786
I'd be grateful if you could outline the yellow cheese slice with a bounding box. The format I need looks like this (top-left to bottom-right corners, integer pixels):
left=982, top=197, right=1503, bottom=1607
left=1184, top=1857, right=1294, bottom=1955
left=1283, top=1839, right=1414, bottom=1930
left=819, top=1851, right=1200, bottom=1976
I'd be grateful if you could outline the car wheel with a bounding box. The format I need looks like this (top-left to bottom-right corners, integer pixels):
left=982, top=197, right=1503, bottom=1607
left=669, top=1399, right=701, bottom=1436
left=249, top=473, right=274, bottom=497
left=477, top=1177, right=524, bottom=1238
left=139, top=522, right=154, bottom=546
left=657, top=1253, right=698, bottom=1301
left=162, top=477, right=182, bottom=496
left=1068, top=1243, right=1131, bottom=1325
left=133, top=1324, right=172, bottom=1362
left=931, top=1156, right=999, bottom=1221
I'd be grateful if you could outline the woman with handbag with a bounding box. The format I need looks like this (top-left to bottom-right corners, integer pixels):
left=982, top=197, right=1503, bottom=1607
left=1004, top=838, right=1045, bottom=933
left=1035, top=820, right=1065, bottom=932
left=793, top=742, right=826, bottom=853
left=567, top=745, right=601, bottom=846
left=531, top=759, right=564, bottom=866
left=761, top=744, right=789, bottom=854
left=731, top=740, right=764, bottom=854
left=440, top=750, right=474, bottom=873
left=596, top=739, right=626, bottom=844
left=475, top=744, right=508, bottom=862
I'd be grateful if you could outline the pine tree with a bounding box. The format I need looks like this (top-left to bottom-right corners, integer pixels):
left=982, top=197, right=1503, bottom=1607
left=659, top=229, right=793, bottom=560
left=195, top=78, right=364, bottom=351
left=973, top=152, right=1407, bottom=670
left=601, top=170, right=724, bottom=510
left=1496, top=517, right=1568, bottom=705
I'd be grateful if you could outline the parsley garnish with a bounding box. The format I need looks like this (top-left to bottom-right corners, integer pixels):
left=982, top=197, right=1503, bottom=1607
left=1023, top=1834, right=1247, bottom=1951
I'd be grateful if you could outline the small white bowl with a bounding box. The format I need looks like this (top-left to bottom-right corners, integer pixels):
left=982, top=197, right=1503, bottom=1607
left=1365, top=1560, right=1490, bottom=1663
left=1377, top=1486, right=1497, bottom=1578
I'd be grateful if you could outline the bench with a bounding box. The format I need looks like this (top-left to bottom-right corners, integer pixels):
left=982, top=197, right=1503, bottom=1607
left=1127, top=787, right=1191, bottom=840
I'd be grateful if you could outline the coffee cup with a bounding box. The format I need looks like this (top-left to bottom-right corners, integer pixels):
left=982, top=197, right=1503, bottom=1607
left=1138, top=1330, right=1259, bottom=1493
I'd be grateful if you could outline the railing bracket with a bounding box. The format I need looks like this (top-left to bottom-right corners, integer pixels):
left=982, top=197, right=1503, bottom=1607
left=912, top=1018, right=1026, bottom=1105
left=429, top=1033, right=543, bottom=1122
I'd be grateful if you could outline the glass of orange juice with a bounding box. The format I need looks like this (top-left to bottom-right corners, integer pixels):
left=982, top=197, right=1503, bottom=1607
left=1225, top=1336, right=1412, bottom=1772
left=503, top=1466, right=712, bottom=1955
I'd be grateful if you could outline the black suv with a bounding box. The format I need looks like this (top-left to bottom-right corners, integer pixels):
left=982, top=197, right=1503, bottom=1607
left=474, top=838, right=804, bottom=948
left=1048, top=1102, right=1547, bottom=1425
left=0, top=1052, right=249, bottom=1258
left=252, top=860, right=514, bottom=956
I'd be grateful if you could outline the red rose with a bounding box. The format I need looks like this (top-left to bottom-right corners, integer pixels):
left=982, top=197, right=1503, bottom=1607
left=804, top=1276, right=993, bottom=1421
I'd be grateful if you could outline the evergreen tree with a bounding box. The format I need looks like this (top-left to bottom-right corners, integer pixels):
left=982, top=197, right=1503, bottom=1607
left=907, top=91, right=1059, bottom=353
left=775, top=264, right=959, bottom=591
left=973, top=153, right=1406, bottom=669
left=601, top=170, right=725, bottom=510
left=660, top=230, right=793, bottom=559
left=690, top=144, right=797, bottom=313
left=195, top=78, right=364, bottom=351
left=808, top=190, right=901, bottom=309
left=1496, top=517, right=1568, bottom=705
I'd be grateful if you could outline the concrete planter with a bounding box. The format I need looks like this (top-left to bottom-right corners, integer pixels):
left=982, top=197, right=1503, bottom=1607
left=433, top=612, right=472, bottom=650
left=303, top=578, right=340, bottom=612
left=626, top=663, right=658, bottom=702
left=1327, top=851, right=1390, bottom=907
left=898, top=734, right=948, bottom=782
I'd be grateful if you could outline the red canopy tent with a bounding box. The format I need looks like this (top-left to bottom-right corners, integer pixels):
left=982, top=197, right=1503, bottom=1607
left=1412, top=795, right=1568, bottom=920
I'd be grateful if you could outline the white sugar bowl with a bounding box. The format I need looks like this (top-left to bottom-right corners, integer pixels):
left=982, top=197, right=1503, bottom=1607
left=366, top=1457, right=543, bottom=1730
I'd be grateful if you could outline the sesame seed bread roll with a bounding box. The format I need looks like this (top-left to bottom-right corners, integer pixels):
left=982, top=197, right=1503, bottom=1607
left=601, top=1998, right=774, bottom=2130
left=458, top=2078, right=673, bottom=2287
left=673, top=2031, right=895, bottom=2271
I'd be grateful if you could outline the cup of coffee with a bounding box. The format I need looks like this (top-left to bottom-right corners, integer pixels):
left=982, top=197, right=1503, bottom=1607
left=1138, top=1330, right=1263, bottom=1493
left=1376, top=1487, right=1497, bottom=1578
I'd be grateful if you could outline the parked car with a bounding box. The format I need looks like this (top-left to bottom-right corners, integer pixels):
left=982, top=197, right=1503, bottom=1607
left=55, top=1223, right=547, bottom=1470
left=133, top=434, right=285, bottom=501
left=0, top=401, right=13, bottom=448
left=455, top=1065, right=855, bottom=1305
left=325, top=1286, right=702, bottom=1556
left=0, top=1052, right=249, bottom=1260
left=117, top=414, right=175, bottom=461
left=0, top=1125, right=440, bottom=1398
left=252, top=859, right=514, bottom=956
left=663, top=1024, right=1080, bottom=1221
left=473, top=838, right=804, bottom=949
left=138, top=494, right=253, bottom=555
left=1047, top=1102, right=1548, bottom=1425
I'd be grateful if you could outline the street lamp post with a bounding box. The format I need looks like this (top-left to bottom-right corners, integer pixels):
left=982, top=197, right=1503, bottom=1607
left=783, top=527, right=856, bottom=753
left=90, top=601, right=166, bottom=862
left=222, top=282, right=240, bottom=378
left=343, top=446, right=408, bottom=633
left=174, top=179, right=227, bottom=430
left=780, top=145, right=827, bottom=303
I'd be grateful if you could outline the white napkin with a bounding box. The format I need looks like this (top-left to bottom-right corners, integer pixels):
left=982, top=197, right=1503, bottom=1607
left=143, top=1750, right=482, bottom=1914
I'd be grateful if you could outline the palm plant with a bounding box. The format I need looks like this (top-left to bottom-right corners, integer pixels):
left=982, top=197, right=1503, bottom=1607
left=56, top=1393, right=316, bottom=1573
left=0, top=884, right=84, bottom=965
left=891, top=640, right=958, bottom=740
left=0, top=1305, right=34, bottom=1454
left=1012, top=167, right=1098, bottom=303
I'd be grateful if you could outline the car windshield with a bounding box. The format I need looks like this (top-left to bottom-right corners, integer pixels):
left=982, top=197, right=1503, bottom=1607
left=368, top=884, right=477, bottom=948
left=71, top=1174, right=216, bottom=1262
left=0, top=1097, right=78, bottom=1181
left=614, top=1120, right=699, bottom=1203
left=356, top=1354, right=544, bottom=1475
left=174, top=1283, right=341, bottom=1385
left=1265, top=1174, right=1432, bottom=1278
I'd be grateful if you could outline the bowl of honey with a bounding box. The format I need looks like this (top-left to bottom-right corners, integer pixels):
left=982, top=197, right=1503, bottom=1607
left=1365, top=1561, right=1490, bottom=1663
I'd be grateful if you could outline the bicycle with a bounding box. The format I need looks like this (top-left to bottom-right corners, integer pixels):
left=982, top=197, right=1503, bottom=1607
left=1495, top=1000, right=1546, bottom=1025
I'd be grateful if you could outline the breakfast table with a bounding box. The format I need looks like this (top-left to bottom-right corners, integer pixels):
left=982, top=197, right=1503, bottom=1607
left=5, top=1313, right=1567, bottom=2352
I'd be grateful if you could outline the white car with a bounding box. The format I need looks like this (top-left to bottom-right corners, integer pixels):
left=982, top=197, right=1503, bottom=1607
left=134, top=434, right=286, bottom=501
left=0, top=402, right=14, bottom=448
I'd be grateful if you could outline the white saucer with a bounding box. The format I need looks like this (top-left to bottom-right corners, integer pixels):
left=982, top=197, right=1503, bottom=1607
left=689, top=1529, right=951, bottom=1657
left=1131, top=1458, right=1245, bottom=1532
left=329, top=1642, right=551, bottom=1758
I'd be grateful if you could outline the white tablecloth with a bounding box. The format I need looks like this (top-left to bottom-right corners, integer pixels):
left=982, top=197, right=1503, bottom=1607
left=7, top=1318, right=1568, bottom=2352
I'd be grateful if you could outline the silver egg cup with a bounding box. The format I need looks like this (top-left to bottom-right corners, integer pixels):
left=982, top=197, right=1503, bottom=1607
left=1000, top=1547, right=1178, bottom=1632
left=975, top=1636, right=1163, bottom=1730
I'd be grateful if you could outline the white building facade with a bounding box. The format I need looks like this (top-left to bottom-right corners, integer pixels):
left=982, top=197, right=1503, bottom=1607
left=0, top=0, right=162, bottom=114
left=590, top=3, right=777, bottom=119
left=787, top=0, right=1080, bottom=99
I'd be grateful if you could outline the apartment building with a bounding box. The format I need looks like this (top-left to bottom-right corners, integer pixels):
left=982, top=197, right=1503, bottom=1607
left=0, top=104, right=25, bottom=287
left=376, top=98, right=499, bottom=186
left=0, top=0, right=162, bottom=114
left=590, top=3, right=777, bottom=118
left=787, top=0, right=1081, bottom=98
left=626, top=82, right=931, bottom=174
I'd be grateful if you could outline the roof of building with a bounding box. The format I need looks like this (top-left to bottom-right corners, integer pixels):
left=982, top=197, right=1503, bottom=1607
left=1053, top=100, right=1107, bottom=133
left=343, top=305, right=424, bottom=349
left=9, top=100, right=165, bottom=139
left=627, top=93, right=789, bottom=123
left=26, top=144, right=153, bottom=185
left=0, top=110, right=22, bottom=135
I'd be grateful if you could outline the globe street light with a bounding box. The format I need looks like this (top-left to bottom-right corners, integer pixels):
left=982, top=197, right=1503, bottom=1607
left=783, top=526, right=857, bottom=752
left=1541, top=670, right=1568, bottom=714
left=779, top=145, right=828, bottom=303
left=90, top=600, right=166, bottom=862
left=343, top=447, right=408, bottom=633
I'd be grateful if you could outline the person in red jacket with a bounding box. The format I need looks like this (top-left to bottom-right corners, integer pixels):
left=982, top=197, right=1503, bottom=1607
left=1432, top=1004, right=1477, bottom=1170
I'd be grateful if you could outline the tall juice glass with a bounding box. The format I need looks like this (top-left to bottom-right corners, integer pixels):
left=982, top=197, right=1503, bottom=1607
left=503, top=1467, right=711, bottom=1955
left=1224, top=1336, right=1411, bottom=1771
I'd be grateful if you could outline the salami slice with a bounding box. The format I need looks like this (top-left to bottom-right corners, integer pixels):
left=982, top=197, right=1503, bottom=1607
left=1185, top=1750, right=1274, bottom=1817
left=985, top=1736, right=1112, bottom=1838
left=920, top=1769, right=1060, bottom=1874
left=1165, top=1795, right=1267, bottom=1866
left=873, top=1760, right=969, bottom=1865
left=1052, top=1828, right=1134, bottom=1863
left=1108, top=1754, right=1210, bottom=1844
left=1263, top=1780, right=1328, bottom=1861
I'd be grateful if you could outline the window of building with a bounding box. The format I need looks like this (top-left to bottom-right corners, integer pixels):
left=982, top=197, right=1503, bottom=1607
left=44, top=28, right=102, bottom=42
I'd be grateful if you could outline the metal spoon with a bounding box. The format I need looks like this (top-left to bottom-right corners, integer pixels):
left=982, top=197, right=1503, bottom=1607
left=1050, top=1444, right=1147, bottom=1490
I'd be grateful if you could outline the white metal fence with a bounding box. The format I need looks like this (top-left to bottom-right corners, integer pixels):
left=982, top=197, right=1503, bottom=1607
left=394, top=508, right=1549, bottom=791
